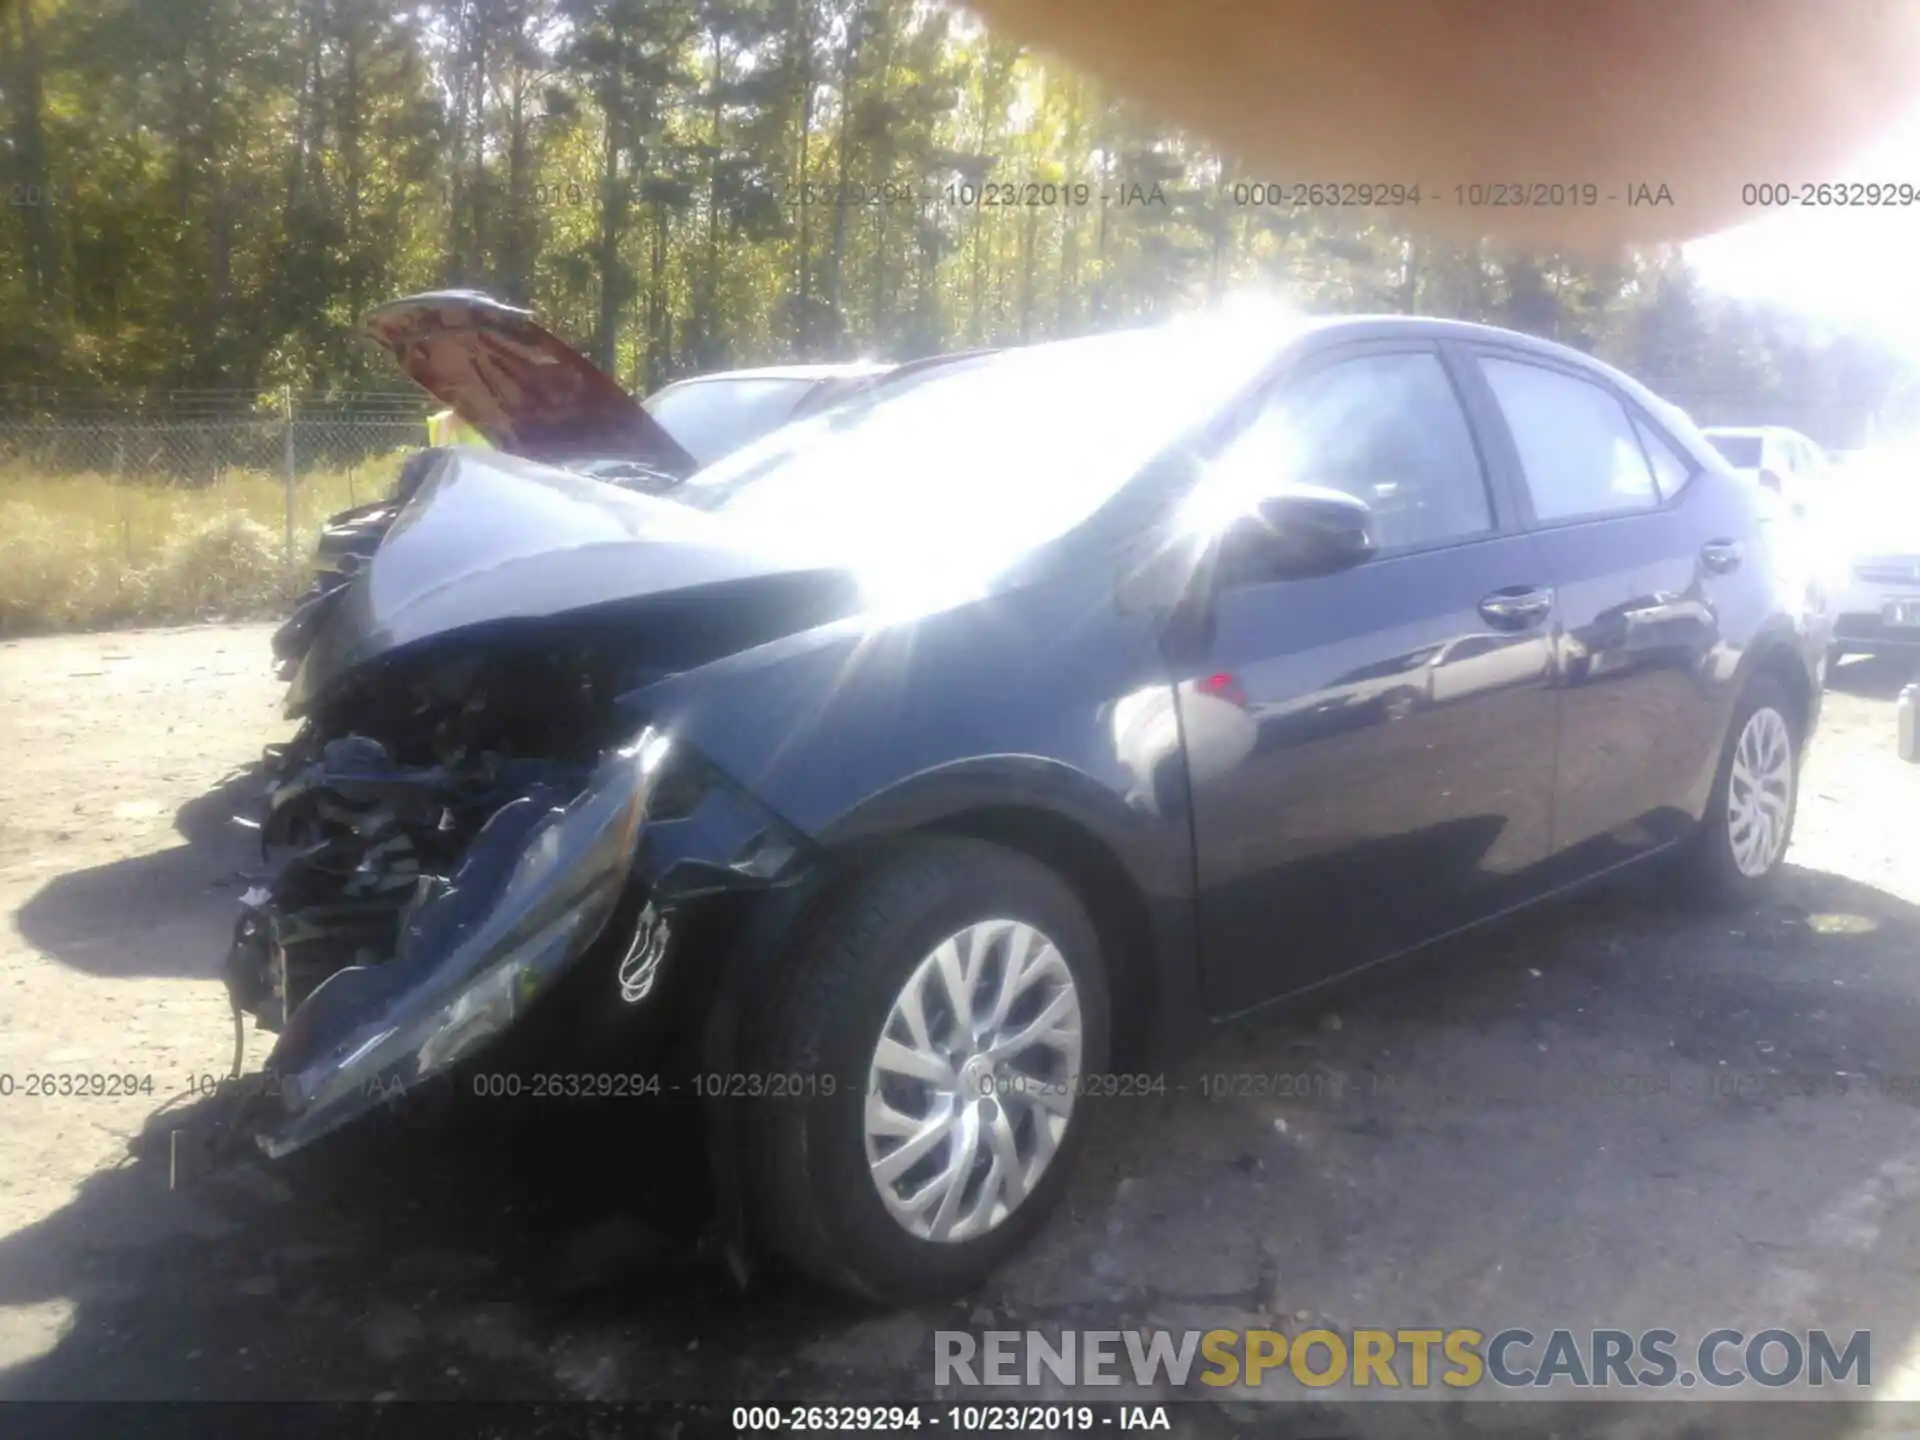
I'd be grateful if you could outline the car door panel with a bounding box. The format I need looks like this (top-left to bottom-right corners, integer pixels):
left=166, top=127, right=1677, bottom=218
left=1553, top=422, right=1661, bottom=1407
left=1190, top=539, right=1560, bottom=1016
left=1532, top=515, right=1724, bottom=861
left=1178, top=342, right=1560, bottom=1017
left=1459, top=346, right=1729, bottom=869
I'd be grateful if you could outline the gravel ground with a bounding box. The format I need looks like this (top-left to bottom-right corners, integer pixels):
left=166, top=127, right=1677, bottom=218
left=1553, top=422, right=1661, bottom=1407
left=2, top=625, right=1919, bottom=1435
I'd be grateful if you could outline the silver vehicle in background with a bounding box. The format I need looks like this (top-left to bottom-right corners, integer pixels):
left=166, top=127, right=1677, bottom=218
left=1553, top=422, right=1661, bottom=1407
left=642, top=352, right=998, bottom=468
left=641, top=363, right=895, bottom=468
left=1810, top=442, right=1920, bottom=664
left=1703, top=425, right=1832, bottom=515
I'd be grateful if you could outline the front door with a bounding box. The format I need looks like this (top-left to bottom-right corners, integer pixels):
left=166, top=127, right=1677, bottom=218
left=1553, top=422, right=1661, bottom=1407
left=1181, top=343, right=1561, bottom=1017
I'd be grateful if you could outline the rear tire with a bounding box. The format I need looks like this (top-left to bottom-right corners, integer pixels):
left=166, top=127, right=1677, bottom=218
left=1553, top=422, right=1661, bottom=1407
left=1676, top=673, right=1801, bottom=904
left=740, top=837, right=1110, bottom=1303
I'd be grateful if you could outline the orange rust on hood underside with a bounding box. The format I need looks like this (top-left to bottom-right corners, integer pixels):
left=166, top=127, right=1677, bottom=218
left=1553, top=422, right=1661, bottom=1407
left=362, top=291, right=696, bottom=474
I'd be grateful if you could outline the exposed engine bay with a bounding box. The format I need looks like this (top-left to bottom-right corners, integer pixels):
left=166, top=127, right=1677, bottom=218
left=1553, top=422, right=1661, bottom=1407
left=200, top=302, right=883, bottom=1165
left=226, top=639, right=626, bottom=1040
left=217, top=495, right=850, bottom=1161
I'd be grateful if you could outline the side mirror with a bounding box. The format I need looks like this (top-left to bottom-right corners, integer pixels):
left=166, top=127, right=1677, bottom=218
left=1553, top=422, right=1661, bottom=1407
left=1219, top=484, right=1377, bottom=583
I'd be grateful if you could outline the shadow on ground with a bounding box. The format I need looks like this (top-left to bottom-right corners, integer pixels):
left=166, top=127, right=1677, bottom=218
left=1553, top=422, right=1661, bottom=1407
left=3, top=856, right=1920, bottom=1440
left=13, top=765, right=267, bottom=981
left=1827, top=653, right=1920, bottom=702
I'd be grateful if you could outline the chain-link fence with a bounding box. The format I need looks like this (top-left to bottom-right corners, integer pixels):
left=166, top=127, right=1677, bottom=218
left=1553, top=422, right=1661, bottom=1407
left=0, top=394, right=430, bottom=634
left=2, top=375, right=1909, bottom=635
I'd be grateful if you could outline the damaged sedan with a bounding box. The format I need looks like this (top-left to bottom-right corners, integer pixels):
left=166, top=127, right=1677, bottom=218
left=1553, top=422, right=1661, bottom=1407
left=219, top=302, right=1822, bottom=1302
left=272, top=291, right=702, bottom=677
left=273, top=291, right=982, bottom=681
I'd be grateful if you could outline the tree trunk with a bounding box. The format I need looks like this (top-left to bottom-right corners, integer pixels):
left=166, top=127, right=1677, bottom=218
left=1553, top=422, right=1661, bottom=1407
left=6, top=0, right=57, bottom=304
left=504, top=49, right=532, bottom=302
left=1398, top=235, right=1421, bottom=313
left=341, top=5, right=366, bottom=320
left=825, top=7, right=865, bottom=354
left=594, top=100, right=627, bottom=372
left=701, top=28, right=727, bottom=362
left=1092, top=146, right=1112, bottom=322
left=864, top=9, right=900, bottom=352
left=792, top=1, right=816, bottom=354
left=1018, top=204, right=1037, bottom=341
left=468, top=18, right=491, bottom=278
left=647, top=201, right=670, bottom=387
left=447, top=0, right=475, bottom=276
left=286, top=1, right=321, bottom=212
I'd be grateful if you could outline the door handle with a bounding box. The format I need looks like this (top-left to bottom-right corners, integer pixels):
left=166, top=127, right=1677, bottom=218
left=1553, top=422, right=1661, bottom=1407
left=1478, top=586, right=1553, bottom=629
left=1700, top=539, right=1743, bottom=574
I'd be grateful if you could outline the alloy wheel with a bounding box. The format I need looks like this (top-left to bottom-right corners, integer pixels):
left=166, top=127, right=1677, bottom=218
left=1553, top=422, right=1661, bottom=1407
left=863, top=919, right=1083, bottom=1243
left=1727, top=705, right=1793, bottom=878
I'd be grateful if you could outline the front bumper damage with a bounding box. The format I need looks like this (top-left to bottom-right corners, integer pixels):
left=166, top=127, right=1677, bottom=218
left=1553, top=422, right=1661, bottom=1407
left=215, top=723, right=814, bottom=1161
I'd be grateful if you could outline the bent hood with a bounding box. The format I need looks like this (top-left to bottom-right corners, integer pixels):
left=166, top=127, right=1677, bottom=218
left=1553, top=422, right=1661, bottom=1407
left=287, top=449, right=859, bottom=710
left=363, top=291, right=697, bottom=475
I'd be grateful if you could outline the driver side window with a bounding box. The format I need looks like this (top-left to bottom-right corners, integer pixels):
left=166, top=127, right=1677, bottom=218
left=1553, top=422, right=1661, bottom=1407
left=1211, top=351, right=1494, bottom=552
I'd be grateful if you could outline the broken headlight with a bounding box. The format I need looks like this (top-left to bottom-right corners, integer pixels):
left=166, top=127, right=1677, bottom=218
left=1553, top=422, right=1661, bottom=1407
left=256, top=728, right=677, bottom=1157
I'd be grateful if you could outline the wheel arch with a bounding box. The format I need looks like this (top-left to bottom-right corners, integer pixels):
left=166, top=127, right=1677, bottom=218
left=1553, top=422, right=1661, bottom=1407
left=1681, top=629, right=1816, bottom=825
left=913, top=804, right=1163, bottom=1070
left=809, top=758, right=1202, bottom=1067
left=1748, top=638, right=1817, bottom=750
left=690, top=761, right=1205, bottom=1280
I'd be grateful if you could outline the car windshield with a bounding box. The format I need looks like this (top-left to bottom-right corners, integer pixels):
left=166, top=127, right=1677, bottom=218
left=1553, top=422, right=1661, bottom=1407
left=670, top=311, right=1302, bottom=602
left=1706, top=434, right=1763, bottom=468
left=644, top=376, right=820, bottom=466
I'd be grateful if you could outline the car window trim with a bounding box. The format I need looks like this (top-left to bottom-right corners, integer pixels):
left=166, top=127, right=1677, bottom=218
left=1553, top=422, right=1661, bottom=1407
left=1226, top=336, right=1513, bottom=561
left=1624, top=405, right=1699, bottom=504
left=1454, top=342, right=1677, bottom=532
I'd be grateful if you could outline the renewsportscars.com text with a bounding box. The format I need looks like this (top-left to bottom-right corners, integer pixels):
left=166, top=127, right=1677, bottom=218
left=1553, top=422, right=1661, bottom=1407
left=935, top=1327, right=1871, bottom=1391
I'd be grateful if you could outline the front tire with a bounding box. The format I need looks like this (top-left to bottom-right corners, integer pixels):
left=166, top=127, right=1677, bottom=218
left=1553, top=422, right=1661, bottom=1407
left=741, top=837, right=1110, bottom=1303
left=1677, top=673, right=1801, bottom=903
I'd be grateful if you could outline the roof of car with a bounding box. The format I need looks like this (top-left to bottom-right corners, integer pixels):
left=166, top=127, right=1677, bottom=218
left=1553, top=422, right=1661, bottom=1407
left=1293, top=312, right=1691, bottom=420
left=654, top=362, right=895, bottom=387
left=1300, top=312, right=1610, bottom=360
left=662, top=318, right=1693, bottom=425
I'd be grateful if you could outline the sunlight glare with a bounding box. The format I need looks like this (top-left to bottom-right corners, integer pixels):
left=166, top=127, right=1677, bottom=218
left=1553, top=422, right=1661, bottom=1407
left=699, top=293, right=1307, bottom=620
left=1687, top=104, right=1920, bottom=354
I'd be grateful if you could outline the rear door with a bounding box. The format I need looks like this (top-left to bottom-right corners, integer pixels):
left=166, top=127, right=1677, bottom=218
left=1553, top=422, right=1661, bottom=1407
left=1182, top=340, right=1562, bottom=1016
left=1458, top=346, right=1727, bottom=872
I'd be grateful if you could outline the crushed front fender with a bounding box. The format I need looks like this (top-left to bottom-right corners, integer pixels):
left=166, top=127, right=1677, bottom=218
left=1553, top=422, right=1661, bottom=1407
left=233, top=736, right=817, bottom=1159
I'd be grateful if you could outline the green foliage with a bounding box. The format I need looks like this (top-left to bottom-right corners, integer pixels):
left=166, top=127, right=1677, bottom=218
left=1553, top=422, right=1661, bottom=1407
left=0, top=0, right=1912, bottom=445
left=0, top=453, right=376, bottom=632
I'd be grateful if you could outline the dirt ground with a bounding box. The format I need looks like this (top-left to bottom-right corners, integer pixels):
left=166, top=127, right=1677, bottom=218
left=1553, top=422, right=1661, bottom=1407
left=3, top=624, right=1920, bottom=1434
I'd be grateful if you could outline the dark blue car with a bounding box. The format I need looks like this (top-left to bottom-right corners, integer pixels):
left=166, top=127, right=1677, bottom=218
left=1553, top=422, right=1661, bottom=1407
left=225, top=304, right=1824, bottom=1303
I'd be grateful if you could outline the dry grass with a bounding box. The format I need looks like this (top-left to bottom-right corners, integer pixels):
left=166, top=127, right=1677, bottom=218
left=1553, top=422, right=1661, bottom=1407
left=0, top=460, right=393, bottom=634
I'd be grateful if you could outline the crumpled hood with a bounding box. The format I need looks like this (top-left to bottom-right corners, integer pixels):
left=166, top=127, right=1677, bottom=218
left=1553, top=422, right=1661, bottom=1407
left=286, top=448, right=859, bottom=710
left=363, top=291, right=697, bottom=475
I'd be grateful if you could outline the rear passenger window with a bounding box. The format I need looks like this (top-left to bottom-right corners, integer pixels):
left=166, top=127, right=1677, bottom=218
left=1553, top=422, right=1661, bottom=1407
left=1478, top=357, right=1659, bottom=521
left=1631, top=416, right=1693, bottom=500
